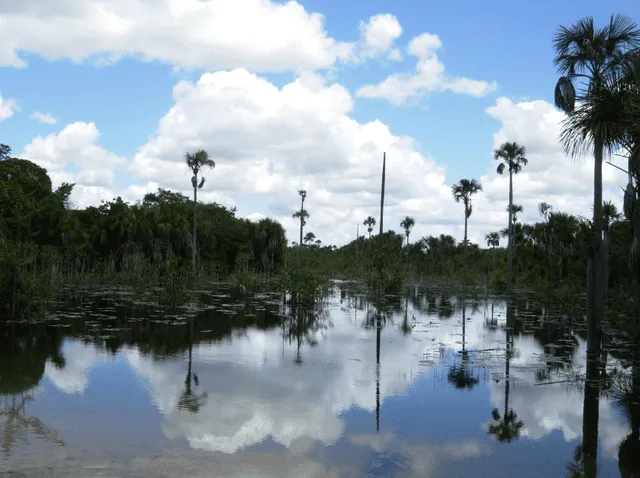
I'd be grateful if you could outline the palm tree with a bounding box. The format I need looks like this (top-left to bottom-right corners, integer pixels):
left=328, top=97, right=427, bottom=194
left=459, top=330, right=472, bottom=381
left=452, top=179, right=482, bottom=248
left=292, top=189, right=309, bottom=268
left=494, top=142, right=528, bottom=290
left=363, top=216, right=376, bottom=263
left=485, top=232, right=500, bottom=269
left=303, top=231, right=316, bottom=245
left=400, top=216, right=415, bottom=265
left=400, top=216, right=415, bottom=246
left=485, top=232, right=500, bottom=249
left=553, top=16, right=640, bottom=401
left=539, top=202, right=552, bottom=221
left=539, top=202, right=554, bottom=285
left=363, top=216, right=376, bottom=240
left=185, top=149, right=215, bottom=270
left=507, top=204, right=523, bottom=225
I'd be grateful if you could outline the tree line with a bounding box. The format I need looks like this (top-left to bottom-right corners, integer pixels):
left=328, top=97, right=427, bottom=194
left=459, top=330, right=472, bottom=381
left=0, top=146, right=287, bottom=319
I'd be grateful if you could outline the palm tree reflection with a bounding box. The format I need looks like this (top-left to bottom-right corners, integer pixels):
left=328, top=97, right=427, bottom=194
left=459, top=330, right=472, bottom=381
left=178, top=315, right=208, bottom=414
left=1, top=391, right=65, bottom=456
left=616, top=344, right=640, bottom=476
left=488, top=303, right=523, bottom=442
left=448, top=306, right=479, bottom=390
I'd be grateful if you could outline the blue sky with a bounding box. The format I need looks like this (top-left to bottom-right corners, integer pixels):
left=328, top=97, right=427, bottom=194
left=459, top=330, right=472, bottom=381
left=0, top=1, right=634, bottom=245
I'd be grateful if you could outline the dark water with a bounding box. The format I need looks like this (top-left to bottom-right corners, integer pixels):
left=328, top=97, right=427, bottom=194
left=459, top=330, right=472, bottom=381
left=0, top=282, right=635, bottom=477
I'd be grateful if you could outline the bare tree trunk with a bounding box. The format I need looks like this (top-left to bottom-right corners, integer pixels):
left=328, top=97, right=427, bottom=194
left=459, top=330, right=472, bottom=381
left=297, top=197, right=303, bottom=269
left=192, top=185, right=197, bottom=271
left=378, top=153, right=386, bottom=256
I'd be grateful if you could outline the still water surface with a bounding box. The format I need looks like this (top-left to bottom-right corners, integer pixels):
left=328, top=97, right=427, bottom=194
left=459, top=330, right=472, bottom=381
left=0, top=283, right=633, bottom=477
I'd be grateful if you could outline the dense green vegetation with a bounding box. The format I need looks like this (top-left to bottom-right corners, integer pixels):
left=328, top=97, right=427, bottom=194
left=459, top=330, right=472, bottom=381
left=0, top=146, right=287, bottom=319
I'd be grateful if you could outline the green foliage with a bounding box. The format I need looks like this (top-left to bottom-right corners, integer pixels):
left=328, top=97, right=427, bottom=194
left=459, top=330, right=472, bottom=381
left=367, top=233, right=406, bottom=296
left=0, top=153, right=289, bottom=321
left=228, top=269, right=270, bottom=295
left=278, top=267, right=328, bottom=307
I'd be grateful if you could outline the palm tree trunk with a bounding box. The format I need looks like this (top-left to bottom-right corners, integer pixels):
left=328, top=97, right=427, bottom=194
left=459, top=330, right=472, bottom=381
left=405, top=234, right=410, bottom=268
left=463, top=205, right=469, bottom=258
left=507, top=169, right=514, bottom=291
left=603, top=229, right=609, bottom=305
left=192, top=185, right=197, bottom=271
left=464, top=204, right=469, bottom=246
left=586, top=139, right=604, bottom=391
left=297, top=198, right=303, bottom=269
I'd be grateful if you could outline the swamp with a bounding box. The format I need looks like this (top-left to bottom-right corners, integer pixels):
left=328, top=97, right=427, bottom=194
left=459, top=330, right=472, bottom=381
left=1, top=10, right=640, bottom=478
left=1, top=282, right=640, bottom=477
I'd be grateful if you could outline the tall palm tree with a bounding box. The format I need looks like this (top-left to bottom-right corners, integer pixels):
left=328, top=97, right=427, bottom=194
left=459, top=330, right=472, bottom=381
left=400, top=216, right=415, bottom=247
left=553, top=16, right=640, bottom=401
left=485, top=232, right=500, bottom=270
left=185, top=149, right=215, bottom=271
left=303, top=231, right=316, bottom=245
left=363, top=216, right=376, bottom=263
left=452, top=179, right=483, bottom=248
left=562, top=49, right=640, bottom=284
left=494, top=142, right=528, bottom=290
left=538, top=202, right=552, bottom=221
left=539, top=202, right=554, bottom=286
left=292, top=189, right=309, bottom=268
left=400, top=216, right=415, bottom=269
left=363, top=216, right=376, bottom=240
left=485, top=232, right=500, bottom=249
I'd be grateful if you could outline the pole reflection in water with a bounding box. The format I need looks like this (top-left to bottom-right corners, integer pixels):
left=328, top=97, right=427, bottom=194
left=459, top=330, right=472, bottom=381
left=376, top=310, right=381, bottom=433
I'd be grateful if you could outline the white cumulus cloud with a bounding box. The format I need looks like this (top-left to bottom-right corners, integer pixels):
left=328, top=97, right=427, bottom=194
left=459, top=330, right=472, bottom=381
left=128, top=68, right=457, bottom=246
left=44, top=341, right=112, bottom=394
left=17, top=74, right=629, bottom=248
left=358, top=13, right=403, bottom=61
left=0, top=92, right=17, bottom=120
left=30, top=111, right=58, bottom=124
left=0, top=0, right=353, bottom=72
left=356, top=32, right=498, bottom=104
left=20, top=122, right=126, bottom=207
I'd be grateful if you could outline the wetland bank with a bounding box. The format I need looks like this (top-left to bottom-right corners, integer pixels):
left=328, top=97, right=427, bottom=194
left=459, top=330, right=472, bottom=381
left=1, top=11, right=640, bottom=478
